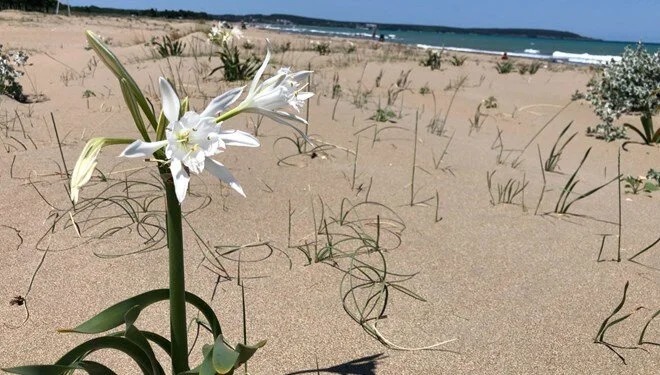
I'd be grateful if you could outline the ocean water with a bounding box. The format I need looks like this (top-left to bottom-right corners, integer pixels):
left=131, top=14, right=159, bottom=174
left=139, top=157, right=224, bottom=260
left=261, top=24, right=660, bottom=64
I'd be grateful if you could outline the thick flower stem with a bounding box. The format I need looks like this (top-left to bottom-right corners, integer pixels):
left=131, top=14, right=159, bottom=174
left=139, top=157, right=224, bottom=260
left=162, top=168, right=190, bottom=373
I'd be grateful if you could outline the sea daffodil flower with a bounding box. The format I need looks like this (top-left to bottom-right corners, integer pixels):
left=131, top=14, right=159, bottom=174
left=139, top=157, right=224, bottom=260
left=209, top=23, right=243, bottom=45
left=226, top=47, right=314, bottom=134
left=120, top=78, right=259, bottom=202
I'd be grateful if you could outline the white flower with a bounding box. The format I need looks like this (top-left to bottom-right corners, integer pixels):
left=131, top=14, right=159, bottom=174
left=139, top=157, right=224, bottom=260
left=232, top=47, right=314, bottom=133
left=121, top=78, right=259, bottom=203
left=209, top=23, right=243, bottom=45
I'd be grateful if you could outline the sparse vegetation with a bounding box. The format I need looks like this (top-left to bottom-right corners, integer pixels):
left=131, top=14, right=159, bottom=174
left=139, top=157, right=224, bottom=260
left=495, top=60, right=515, bottom=74
left=208, top=24, right=261, bottom=81
left=586, top=123, right=627, bottom=141
left=0, top=45, right=28, bottom=102
left=450, top=55, right=467, bottom=66
left=483, top=96, right=498, bottom=109
left=311, top=40, right=331, bottom=55
left=571, top=90, right=586, bottom=101
left=421, top=49, right=441, bottom=70
left=544, top=122, right=577, bottom=172
left=370, top=105, right=397, bottom=123
left=152, top=35, right=186, bottom=57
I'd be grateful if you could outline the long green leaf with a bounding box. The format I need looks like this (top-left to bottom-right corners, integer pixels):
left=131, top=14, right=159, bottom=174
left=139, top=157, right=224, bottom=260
left=624, top=123, right=648, bottom=143
left=78, top=361, right=117, bottom=374
left=2, top=365, right=80, bottom=375
left=55, top=336, right=153, bottom=373
left=120, top=78, right=151, bottom=142
left=59, top=289, right=222, bottom=338
left=124, top=306, right=165, bottom=375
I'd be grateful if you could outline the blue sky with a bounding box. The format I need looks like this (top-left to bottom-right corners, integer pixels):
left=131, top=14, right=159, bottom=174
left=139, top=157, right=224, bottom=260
left=68, top=0, right=660, bottom=42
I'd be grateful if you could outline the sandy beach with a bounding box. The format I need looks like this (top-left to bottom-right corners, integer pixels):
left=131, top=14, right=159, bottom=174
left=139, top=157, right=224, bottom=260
left=0, top=10, right=659, bottom=374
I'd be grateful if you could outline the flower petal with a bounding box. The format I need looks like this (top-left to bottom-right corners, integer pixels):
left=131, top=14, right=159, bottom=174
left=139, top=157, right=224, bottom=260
left=170, top=159, right=190, bottom=203
left=205, top=158, right=245, bottom=197
left=244, top=108, right=311, bottom=144
left=219, top=130, right=260, bottom=147
left=120, top=140, right=168, bottom=158
left=70, top=159, right=97, bottom=204
left=200, top=86, right=245, bottom=117
left=159, top=77, right=180, bottom=123
left=296, top=92, right=314, bottom=102
left=248, top=42, right=271, bottom=97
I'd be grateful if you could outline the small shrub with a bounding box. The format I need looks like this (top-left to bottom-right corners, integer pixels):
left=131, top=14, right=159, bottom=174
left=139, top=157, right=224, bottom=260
left=310, top=40, right=331, bottom=55
left=450, top=55, right=467, bottom=66
left=623, top=175, right=658, bottom=194
left=242, top=40, right=255, bottom=50
left=370, top=106, right=397, bottom=122
left=647, top=169, right=660, bottom=184
left=274, top=41, right=291, bottom=53
left=152, top=35, right=185, bottom=57
left=587, top=43, right=660, bottom=144
left=571, top=90, right=586, bottom=101
left=528, top=61, right=542, bottom=74
left=0, top=45, right=28, bottom=102
left=345, top=42, right=356, bottom=54
left=421, top=49, right=441, bottom=70
left=483, top=96, right=498, bottom=109
left=419, top=83, right=431, bottom=95
left=586, top=123, right=628, bottom=142
left=517, top=64, right=529, bottom=75
left=495, top=61, right=515, bottom=74
left=623, top=175, right=644, bottom=194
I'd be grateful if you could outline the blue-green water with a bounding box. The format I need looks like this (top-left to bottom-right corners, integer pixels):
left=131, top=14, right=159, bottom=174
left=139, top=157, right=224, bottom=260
left=262, top=24, right=660, bottom=63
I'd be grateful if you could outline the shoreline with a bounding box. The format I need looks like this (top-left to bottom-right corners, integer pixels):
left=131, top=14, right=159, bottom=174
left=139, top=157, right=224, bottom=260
left=256, top=23, right=630, bottom=65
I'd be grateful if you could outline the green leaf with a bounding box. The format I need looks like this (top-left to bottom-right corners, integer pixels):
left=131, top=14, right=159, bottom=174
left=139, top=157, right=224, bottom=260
left=234, top=340, right=266, bottom=367
left=212, top=335, right=239, bottom=374
left=120, top=78, right=151, bottom=142
left=123, top=306, right=165, bottom=375
left=59, top=290, right=169, bottom=334
left=199, top=344, right=216, bottom=375
left=78, top=361, right=117, bottom=374
left=1, top=365, right=80, bottom=375
left=59, top=289, right=222, bottom=338
left=643, top=182, right=659, bottom=192
left=55, top=336, right=154, bottom=373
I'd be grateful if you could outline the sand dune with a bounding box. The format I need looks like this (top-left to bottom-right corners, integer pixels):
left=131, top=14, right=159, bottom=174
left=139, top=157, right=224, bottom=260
left=0, top=10, right=658, bottom=374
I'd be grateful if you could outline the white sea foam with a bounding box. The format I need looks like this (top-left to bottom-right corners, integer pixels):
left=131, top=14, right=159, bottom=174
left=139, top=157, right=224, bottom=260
left=551, top=51, right=621, bottom=65
left=524, top=48, right=540, bottom=54
left=417, top=43, right=622, bottom=65
left=259, top=24, right=396, bottom=40
left=416, top=44, right=549, bottom=60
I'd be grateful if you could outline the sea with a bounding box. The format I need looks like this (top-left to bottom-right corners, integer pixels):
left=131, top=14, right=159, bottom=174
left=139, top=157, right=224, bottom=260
left=260, top=24, right=660, bottom=65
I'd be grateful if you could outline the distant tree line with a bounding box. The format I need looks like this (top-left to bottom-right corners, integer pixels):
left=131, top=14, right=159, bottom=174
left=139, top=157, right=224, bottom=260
left=0, top=0, right=58, bottom=12
left=0, top=3, right=590, bottom=41
left=71, top=6, right=215, bottom=20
